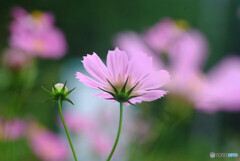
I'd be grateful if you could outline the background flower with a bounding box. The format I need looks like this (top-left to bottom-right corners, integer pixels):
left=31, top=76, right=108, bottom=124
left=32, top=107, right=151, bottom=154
left=9, top=7, right=67, bottom=59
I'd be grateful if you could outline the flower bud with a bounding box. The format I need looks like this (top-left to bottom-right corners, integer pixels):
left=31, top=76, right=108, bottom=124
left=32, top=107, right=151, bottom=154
left=53, top=83, right=68, bottom=94
left=42, top=82, right=75, bottom=105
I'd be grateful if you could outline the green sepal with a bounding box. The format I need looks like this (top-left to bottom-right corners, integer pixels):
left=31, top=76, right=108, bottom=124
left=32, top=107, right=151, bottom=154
left=120, top=77, right=129, bottom=94
left=61, top=81, right=67, bottom=93
left=66, top=87, right=76, bottom=96
left=65, top=98, right=74, bottom=105
left=127, top=82, right=139, bottom=96
left=98, top=87, right=116, bottom=98
left=41, top=86, right=53, bottom=95
left=107, top=79, right=119, bottom=95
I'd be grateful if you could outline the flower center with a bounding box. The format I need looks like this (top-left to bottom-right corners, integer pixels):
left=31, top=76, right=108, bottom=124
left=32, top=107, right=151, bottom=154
left=99, top=77, right=141, bottom=104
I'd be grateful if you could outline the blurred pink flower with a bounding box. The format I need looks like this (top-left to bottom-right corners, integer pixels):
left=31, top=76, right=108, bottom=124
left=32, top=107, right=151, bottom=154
left=59, top=112, right=97, bottom=134
left=114, top=18, right=240, bottom=113
left=169, top=30, right=208, bottom=74
left=143, top=18, right=183, bottom=53
left=167, top=31, right=208, bottom=99
left=2, top=118, right=27, bottom=140
left=89, top=133, right=112, bottom=157
left=76, top=48, right=170, bottom=105
left=9, top=7, right=67, bottom=59
left=29, top=126, right=69, bottom=161
left=114, top=32, right=164, bottom=70
left=2, top=48, right=32, bottom=69
left=196, top=57, right=240, bottom=113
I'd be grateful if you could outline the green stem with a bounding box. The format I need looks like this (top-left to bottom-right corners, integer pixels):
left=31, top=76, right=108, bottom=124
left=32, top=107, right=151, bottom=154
left=107, top=102, right=123, bottom=161
left=58, top=97, right=78, bottom=161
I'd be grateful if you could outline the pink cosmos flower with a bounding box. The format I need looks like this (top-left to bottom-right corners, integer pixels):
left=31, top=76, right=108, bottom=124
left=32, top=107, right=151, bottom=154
left=75, top=48, right=170, bottom=104
left=29, top=125, right=69, bottom=161
left=9, top=7, right=67, bottom=59
left=2, top=48, right=33, bottom=69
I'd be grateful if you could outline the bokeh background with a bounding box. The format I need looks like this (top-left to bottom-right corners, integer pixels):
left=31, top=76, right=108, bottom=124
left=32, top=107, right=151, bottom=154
left=0, top=0, right=240, bottom=161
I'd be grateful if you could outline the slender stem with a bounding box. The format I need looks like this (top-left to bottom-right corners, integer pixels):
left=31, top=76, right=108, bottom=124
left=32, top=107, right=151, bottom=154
left=107, top=102, right=123, bottom=161
left=58, top=97, right=78, bottom=161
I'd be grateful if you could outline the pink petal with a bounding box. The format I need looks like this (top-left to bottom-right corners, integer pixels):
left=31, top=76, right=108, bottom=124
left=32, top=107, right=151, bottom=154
left=11, top=6, right=27, bottom=19
left=94, top=92, right=115, bottom=102
left=107, top=48, right=128, bottom=83
left=169, top=30, right=208, bottom=74
left=75, top=72, right=104, bottom=90
left=137, top=90, right=168, bottom=102
left=82, top=53, right=110, bottom=84
left=140, top=70, right=170, bottom=90
left=128, top=51, right=154, bottom=84
left=143, top=18, right=182, bottom=52
left=114, top=32, right=164, bottom=69
left=197, top=56, right=240, bottom=112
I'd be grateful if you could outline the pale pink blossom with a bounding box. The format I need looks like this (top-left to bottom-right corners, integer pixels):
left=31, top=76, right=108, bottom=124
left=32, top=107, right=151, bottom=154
left=29, top=126, right=69, bottom=161
left=196, top=57, right=240, bottom=113
left=169, top=30, right=208, bottom=74
left=114, top=18, right=240, bottom=113
left=167, top=31, right=208, bottom=99
left=114, top=32, right=164, bottom=70
left=2, top=118, right=27, bottom=140
left=59, top=112, right=96, bottom=134
left=89, top=133, right=112, bottom=157
left=76, top=48, right=170, bottom=105
left=9, top=7, right=67, bottom=59
left=2, top=48, right=32, bottom=69
left=143, top=18, right=183, bottom=53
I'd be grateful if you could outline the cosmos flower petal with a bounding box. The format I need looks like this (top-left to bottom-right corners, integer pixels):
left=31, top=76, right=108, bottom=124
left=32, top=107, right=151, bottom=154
left=137, top=90, right=168, bottom=102
left=107, top=48, right=128, bottom=82
left=94, top=92, right=115, bottom=102
left=114, top=32, right=164, bottom=69
left=128, top=51, right=153, bottom=83
left=169, top=31, right=208, bottom=74
left=140, top=70, right=170, bottom=90
left=75, top=72, right=104, bottom=90
left=196, top=56, right=240, bottom=112
left=82, top=53, right=110, bottom=84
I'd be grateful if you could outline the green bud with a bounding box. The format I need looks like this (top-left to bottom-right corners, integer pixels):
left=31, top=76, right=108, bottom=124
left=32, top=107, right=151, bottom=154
left=42, top=81, right=75, bottom=105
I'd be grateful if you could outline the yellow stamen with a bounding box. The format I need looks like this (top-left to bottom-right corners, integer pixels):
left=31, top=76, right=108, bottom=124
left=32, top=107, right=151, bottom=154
left=31, top=10, right=43, bottom=19
left=175, top=20, right=189, bottom=30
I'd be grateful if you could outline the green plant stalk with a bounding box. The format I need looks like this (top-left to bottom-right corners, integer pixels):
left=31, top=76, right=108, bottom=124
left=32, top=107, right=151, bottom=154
left=58, top=97, right=78, bottom=161
left=107, top=102, right=123, bottom=161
